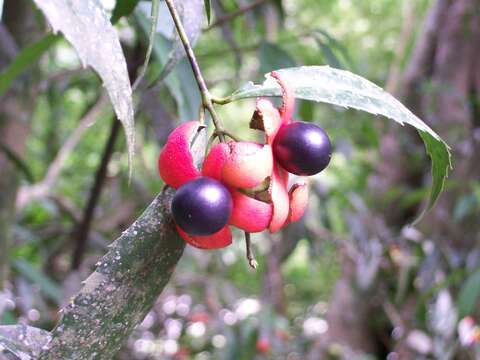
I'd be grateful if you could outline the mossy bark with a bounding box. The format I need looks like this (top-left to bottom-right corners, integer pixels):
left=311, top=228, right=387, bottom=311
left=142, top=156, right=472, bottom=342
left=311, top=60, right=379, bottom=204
left=39, top=190, right=185, bottom=359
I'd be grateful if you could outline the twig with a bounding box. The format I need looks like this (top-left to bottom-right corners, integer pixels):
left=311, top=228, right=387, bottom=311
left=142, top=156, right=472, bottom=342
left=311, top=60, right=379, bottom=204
left=43, top=95, right=109, bottom=188
left=196, top=29, right=317, bottom=59
left=70, top=40, right=148, bottom=270
left=382, top=299, right=405, bottom=330
left=216, top=129, right=240, bottom=141
left=205, top=0, right=270, bottom=31
left=71, top=117, right=121, bottom=270
left=197, top=43, right=259, bottom=59
left=0, top=141, right=35, bottom=183
left=164, top=0, right=226, bottom=141
left=16, top=94, right=109, bottom=209
left=50, top=194, right=82, bottom=223
left=32, top=68, right=86, bottom=99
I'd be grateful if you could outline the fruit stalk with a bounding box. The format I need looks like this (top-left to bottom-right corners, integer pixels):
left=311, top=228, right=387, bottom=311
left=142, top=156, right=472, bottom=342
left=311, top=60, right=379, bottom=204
left=164, top=0, right=226, bottom=141
left=245, top=232, right=258, bottom=269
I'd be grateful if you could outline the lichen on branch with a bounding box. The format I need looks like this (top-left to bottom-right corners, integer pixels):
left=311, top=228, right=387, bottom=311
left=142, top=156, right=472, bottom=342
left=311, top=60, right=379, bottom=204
left=39, top=190, right=185, bottom=360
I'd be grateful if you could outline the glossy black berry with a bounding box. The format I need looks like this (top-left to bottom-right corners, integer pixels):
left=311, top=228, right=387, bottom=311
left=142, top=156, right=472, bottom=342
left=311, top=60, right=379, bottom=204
left=172, top=177, right=232, bottom=236
left=273, top=122, right=332, bottom=176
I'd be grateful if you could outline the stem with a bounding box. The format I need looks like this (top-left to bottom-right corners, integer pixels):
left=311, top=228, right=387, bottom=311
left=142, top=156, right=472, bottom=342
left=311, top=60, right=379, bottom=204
left=198, top=104, right=205, bottom=124
left=216, top=129, right=240, bottom=141
left=205, top=132, right=219, bottom=158
left=164, top=0, right=226, bottom=141
left=245, top=232, right=258, bottom=269
left=211, top=95, right=232, bottom=105
left=0, top=142, right=35, bottom=183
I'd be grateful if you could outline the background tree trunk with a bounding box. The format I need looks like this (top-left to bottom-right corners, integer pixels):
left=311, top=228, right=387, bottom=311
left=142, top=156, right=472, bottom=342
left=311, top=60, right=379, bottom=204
left=0, top=0, right=44, bottom=288
left=310, top=0, right=480, bottom=357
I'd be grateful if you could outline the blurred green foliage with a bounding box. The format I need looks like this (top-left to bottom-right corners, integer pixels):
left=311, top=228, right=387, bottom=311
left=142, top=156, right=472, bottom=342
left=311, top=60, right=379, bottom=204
left=1, top=0, right=479, bottom=359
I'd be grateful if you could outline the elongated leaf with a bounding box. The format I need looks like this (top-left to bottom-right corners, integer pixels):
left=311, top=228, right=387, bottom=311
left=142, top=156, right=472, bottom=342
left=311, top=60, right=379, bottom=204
left=0, top=325, right=51, bottom=359
left=136, top=10, right=199, bottom=120
left=258, top=41, right=296, bottom=75
left=0, top=34, right=58, bottom=97
left=229, top=66, right=451, bottom=222
left=38, top=190, right=185, bottom=359
left=132, top=0, right=160, bottom=91
left=204, top=0, right=212, bottom=24
left=315, top=39, right=343, bottom=69
left=143, top=0, right=204, bottom=86
left=314, top=29, right=354, bottom=70
left=32, top=0, right=135, bottom=176
left=175, top=59, right=202, bottom=120
left=111, top=0, right=140, bottom=24
left=458, top=268, right=480, bottom=318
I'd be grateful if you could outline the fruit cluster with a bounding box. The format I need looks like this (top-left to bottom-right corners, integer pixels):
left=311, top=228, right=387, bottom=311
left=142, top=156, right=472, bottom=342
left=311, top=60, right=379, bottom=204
left=158, top=73, right=332, bottom=250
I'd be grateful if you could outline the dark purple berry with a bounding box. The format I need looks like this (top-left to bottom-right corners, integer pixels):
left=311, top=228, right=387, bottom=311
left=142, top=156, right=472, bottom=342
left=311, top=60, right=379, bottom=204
left=273, top=122, right=332, bottom=176
left=172, top=177, right=232, bottom=236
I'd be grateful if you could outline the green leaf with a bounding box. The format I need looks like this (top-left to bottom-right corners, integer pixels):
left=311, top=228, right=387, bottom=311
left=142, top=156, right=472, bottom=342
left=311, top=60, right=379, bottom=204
left=136, top=10, right=200, bottom=120
left=314, top=29, right=354, bottom=70
left=458, top=268, right=480, bottom=318
left=136, top=9, right=173, bottom=70
left=258, top=41, right=296, bottom=76
left=12, top=259, right=61, bottom=303
left=0, top=34, right=58, bottom=97
left=204, top=0, right=211, bottom=24
left=38, top=191, right=185, bottom=359
left=175, top=59, right=202, bottom=120
left=0, top=325, right=51, bottom=359
left=32, top=0, right=136, bottom=178
left=145, top=0, right=204, bottom=87
left=111, top=0, right=140, bottom=24
left=132, top=0, right=160, bottom=91
left=229, top=66, right=451, bottom=222
left=315, top=39, right=343, bottom=69
left=416, top=131, right=451, bottom=223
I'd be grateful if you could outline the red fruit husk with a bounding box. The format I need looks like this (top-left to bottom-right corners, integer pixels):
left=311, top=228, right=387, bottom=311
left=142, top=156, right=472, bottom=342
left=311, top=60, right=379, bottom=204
left=203, top=141, right=273, bottom=189
left=229, top=190, right=272, bottom=233
left=222, top=141, right=273, bottom=189
left=202, top=142, right=229, bottom=181
left=176, top=225, right=232, bottom=249
left=250, top=73, right=309, bottom=233
left=158, top=121, right=202, bottom=189
left=251, top=98, right=283, bottom=144
left=270, top=71, right=295, bottom=123
left=268, top=164, right=290, bottom=233
left=287, top=183, right=308, bottom=224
